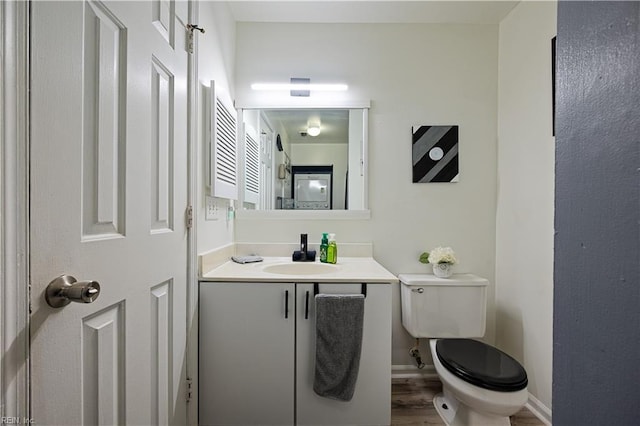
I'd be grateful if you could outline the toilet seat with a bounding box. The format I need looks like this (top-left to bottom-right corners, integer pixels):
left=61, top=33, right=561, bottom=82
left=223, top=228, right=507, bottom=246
left=435, top=339, right=528, bottom=392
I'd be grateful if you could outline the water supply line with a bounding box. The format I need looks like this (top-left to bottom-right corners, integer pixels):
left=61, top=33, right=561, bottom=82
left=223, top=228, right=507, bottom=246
left=409, top=338, right=426, bottom=369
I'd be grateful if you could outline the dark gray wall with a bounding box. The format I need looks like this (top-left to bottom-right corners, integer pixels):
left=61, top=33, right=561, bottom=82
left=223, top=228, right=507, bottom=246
left=554, top=2, right=640, bottom=425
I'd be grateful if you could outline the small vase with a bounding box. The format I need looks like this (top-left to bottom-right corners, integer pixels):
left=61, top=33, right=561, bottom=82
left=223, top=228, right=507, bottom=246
left=433, top=263, right=452, bottom=278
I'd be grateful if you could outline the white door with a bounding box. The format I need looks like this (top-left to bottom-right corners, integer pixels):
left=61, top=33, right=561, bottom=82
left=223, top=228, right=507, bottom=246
left=29, top=1, right=190, bottom=424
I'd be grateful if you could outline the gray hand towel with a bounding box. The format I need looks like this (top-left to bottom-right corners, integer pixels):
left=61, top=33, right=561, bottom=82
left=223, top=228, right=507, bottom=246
left=313, top=294, right=365, bottom=402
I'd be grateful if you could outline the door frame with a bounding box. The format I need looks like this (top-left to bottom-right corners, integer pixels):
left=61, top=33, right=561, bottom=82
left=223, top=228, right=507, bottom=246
left=186, top=0, right=200, bottom=424
left=1, top=0, right=30, bottom=419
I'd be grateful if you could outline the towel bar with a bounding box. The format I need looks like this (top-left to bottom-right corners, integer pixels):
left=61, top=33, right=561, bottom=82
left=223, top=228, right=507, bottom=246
left=313, top=282, right=367, bottom=298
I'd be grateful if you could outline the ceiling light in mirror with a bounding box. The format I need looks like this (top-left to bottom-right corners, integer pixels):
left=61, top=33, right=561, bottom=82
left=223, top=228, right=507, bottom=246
left=307, top=122, right=321, bottom=137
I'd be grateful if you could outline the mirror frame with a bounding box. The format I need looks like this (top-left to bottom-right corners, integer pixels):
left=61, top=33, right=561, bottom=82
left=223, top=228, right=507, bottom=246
left=235, top=100, right=371, bottom=221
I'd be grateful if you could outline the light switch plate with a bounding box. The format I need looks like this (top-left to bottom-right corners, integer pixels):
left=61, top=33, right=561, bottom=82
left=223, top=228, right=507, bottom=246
left=205, top=196, right=219, bottom=221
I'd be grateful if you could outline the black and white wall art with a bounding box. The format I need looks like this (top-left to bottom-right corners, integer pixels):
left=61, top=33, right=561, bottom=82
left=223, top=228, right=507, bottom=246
left=411, top=125, right=459, bottom=183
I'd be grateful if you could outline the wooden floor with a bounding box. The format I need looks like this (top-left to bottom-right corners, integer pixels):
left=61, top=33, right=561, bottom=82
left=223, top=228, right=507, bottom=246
left=391, top=378, right=545, bottom=426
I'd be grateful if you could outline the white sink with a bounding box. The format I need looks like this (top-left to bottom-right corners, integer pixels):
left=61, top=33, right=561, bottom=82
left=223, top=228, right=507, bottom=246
left=262, top=262, right=339, bottom=275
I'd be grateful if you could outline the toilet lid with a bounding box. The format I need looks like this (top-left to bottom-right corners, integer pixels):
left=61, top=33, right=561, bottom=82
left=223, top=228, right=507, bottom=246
left=435, top=339, right=528, bottom=392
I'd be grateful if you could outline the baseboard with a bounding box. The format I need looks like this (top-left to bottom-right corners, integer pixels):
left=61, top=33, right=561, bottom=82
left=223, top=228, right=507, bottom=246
left=391, top=364, right=438, bottom=379
left=526, top=393, right=552, bottom=426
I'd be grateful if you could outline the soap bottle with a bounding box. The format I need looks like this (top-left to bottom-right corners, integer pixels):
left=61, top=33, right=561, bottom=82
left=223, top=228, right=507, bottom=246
left=320, top=233, right=329, bottom=263
left=327, top=233, right=337, bottom=264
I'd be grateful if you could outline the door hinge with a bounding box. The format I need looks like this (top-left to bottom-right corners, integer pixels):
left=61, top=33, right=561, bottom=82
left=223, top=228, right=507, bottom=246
left=186, top=205, right=193, bottom=229
left=28, top=282, right=33, bottom=314
left=186, top=24, right=205, bottom=55
left=186, top=377, right=193, bottom=403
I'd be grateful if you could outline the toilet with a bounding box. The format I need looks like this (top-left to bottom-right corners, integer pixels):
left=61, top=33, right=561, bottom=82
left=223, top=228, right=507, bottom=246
left=399, top=273, right=528, bottom=426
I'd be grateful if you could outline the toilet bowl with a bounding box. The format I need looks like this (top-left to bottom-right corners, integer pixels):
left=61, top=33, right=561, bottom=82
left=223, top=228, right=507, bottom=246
left=398, top=274, right=529, bottom=426
left=430, top=339, right=528, bottom=426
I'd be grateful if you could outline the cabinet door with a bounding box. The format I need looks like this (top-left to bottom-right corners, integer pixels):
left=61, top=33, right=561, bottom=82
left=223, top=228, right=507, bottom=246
left=199, top=282, right=295, bottom=426
left=296, top=283, right=392, bottom=426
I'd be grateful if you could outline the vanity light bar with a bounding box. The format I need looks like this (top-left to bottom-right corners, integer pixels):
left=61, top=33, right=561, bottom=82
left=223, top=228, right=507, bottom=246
left=251, top=83, right=348, bottom=91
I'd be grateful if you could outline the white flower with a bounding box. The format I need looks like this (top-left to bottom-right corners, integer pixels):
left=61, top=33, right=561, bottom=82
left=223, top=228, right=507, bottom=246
left=428, top=246, right=457, bottom=265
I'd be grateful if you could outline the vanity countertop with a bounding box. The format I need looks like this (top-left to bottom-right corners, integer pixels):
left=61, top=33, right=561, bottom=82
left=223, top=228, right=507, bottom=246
left=200, top=256, right=397, bottom=283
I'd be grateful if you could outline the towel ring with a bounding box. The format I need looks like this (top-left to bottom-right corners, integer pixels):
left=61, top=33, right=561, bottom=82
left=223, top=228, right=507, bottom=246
left=313, top=282, right=367, bottom=298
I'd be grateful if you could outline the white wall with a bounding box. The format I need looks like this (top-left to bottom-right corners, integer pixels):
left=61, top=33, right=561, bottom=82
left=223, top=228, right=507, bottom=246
left=234, top=23, right=499, bottom=365
left=196, top=2, right=236, bottom=254
left=496, top=1, right=556, bottom=414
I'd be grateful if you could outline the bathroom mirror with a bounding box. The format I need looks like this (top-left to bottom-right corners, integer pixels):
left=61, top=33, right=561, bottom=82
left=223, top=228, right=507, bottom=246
left=237, top=107, right=368, bottom=213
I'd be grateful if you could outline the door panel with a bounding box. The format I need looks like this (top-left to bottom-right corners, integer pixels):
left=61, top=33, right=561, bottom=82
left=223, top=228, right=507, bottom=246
left=82, top=0, right=127, bottom=240
left=150, top=280, right=174, bottom=425
left=82, top=303, right=126, bottom=425
left=30, top=1, right=189, bottom=424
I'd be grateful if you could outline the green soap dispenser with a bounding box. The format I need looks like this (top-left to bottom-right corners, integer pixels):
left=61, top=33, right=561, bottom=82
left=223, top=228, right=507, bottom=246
left=327, top=233, right=337, bottom=264
left=320, top=233, right=329, bottom=263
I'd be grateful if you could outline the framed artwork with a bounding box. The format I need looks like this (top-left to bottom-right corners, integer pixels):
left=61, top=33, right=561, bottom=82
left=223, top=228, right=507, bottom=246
left=412, top=125, right=459, bottom=183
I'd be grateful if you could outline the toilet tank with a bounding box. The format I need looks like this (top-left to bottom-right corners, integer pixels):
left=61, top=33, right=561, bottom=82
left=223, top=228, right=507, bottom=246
left=399, top=273, right=488, bottom=338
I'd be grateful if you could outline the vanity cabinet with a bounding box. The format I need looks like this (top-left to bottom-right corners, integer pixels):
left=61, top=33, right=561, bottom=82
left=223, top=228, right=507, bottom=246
left=199, top=281, right=392, bottom=426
